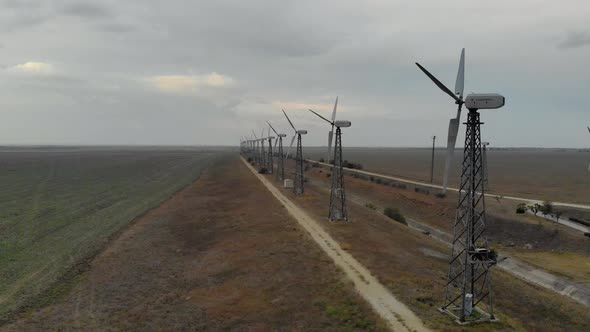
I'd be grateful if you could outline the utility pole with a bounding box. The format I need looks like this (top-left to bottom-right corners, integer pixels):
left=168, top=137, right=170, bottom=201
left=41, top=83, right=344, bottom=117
left=430, top=135, right=436, bottom=184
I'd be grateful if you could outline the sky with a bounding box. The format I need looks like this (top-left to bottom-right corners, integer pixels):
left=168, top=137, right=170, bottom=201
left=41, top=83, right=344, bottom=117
left=0, top=0, right=589, bottom=147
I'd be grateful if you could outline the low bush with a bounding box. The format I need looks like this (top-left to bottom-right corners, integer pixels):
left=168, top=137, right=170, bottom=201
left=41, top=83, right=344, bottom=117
left=435, top=192, right=446, bottom=199
left=516, top=203, right=527, bottom=214
left=258, top=167, right=269, bottom=174
left=365, top=202, right=377, bottom=210
left=383, top=207, right=407, bottom=225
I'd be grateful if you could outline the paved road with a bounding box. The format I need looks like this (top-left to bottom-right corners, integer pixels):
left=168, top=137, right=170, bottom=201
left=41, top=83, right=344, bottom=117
left=308, top=159, right=590, bottom=211
left=309, top=160, right=590, bottom=235
left=243, top=158, right=430, bottom=332
left=307, top=177, right=590, bottom=308
left=525, top=210, right=590, bottom=233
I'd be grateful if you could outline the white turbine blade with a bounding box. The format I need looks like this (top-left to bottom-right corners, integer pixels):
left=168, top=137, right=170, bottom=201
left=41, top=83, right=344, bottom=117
left=267, top=121, right=279, bottom=136
left=331, top=96, right=339, bottom=122
left=416, top=62, right=462, bottom=104
left=282, top=109, right=297, bottom=132
left=327, top=130, right=334, bottom=161
left=587, top=126, right=590, bottom=134
left=442, top=118, right=460, bottom=192
left=327, top=96, right=338, bottom=161
left=286, top=135, right=297, bottom=159
left=455, top=48, right=465, bottom=99
left=251, top=130, right=258, bottom=140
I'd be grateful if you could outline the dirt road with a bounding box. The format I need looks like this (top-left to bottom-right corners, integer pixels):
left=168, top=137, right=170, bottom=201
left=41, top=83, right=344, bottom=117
left=3, top=157, right=384, bottom=331
left=242, top=158, right=429, bottom=332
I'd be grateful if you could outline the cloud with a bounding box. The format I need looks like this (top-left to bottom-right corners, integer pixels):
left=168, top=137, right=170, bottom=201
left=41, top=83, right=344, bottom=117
left=272, top=101, right=337, bottom=113
left=10, top=61, right=54, bottom=74
left=60, top=2, right=111, bottom=19
left=145, top=72, right=235, bottom=94
left=558, top=31, right=590, bottom=49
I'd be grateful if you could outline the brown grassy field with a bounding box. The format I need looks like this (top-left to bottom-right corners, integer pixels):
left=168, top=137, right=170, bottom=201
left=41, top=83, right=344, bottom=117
left=272, top=162, right=590, bottom=331
left=300, top=162, right=590, bottom=285
left=3, top=156, right=384, bottom=331
left=304, top=147, right=590, bottom=204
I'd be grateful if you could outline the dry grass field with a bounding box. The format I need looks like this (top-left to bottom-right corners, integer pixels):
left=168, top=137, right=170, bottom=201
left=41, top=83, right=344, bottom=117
left=0, top=147, right=228, bottom=322
left=304, top=147, right=590, bottom=204
left=301, top=161, right=590, bottom=285
left=273, top=161, right=590, bottom=331
left=3, top=156, right=383, bottom=331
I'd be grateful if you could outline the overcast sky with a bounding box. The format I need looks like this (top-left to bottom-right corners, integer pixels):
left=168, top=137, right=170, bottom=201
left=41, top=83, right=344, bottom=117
left=0, top=0, right=589, bottom=147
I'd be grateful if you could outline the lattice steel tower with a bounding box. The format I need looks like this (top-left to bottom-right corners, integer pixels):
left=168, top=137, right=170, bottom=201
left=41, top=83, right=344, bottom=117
left=329, top=126, right=348, bottom=221
left=267, top=121, right=285, bottom=181
left=282, top=109, right=307, bottom=195
left=260, top=130, right=266, bottom=170
left=294, top=133, right=304, bottom=195
left=441, top=109, right=497, bottom=324
left=308, top=99, right=351, bottom=221
left=267, top=136, right=274, bottom=174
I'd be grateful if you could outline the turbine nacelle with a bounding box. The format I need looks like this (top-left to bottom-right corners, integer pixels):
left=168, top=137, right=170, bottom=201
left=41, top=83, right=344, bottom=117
left=334, top=120, right=351, bottom=128
left=464, top=94, right=505, bottom=111
left=278, top=134, right=287, bottom=137
left=297, top=130, right=308, bottom=135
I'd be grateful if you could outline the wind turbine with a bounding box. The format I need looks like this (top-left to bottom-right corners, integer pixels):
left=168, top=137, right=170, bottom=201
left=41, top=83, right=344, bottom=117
left=266, top=126, right=274, bottom=174
left=282, top=109, right=307, bottom=195
left=587, top=127, right=590, bottom=172
left=417, top=48, right=465, bottom=194
left=416, top=50, right=506, bottom=324
left=251, top=130, right=260, bottom=166
left=309, top=101, right=352, bottom=221
left=268, top=121, right=286, bottom=181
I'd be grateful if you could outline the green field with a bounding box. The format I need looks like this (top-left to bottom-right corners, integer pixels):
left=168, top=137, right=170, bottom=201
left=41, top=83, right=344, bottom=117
left=0, top=147, right=229, bottom=321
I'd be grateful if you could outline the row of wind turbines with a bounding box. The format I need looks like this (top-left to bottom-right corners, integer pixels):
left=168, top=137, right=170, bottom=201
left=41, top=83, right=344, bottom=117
left=239, top=48, right=526, bottom=325
left=240, top=95, right=351, bottom=222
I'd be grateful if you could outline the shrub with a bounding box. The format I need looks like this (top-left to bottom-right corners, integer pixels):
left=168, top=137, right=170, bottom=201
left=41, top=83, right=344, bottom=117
left=489, top=248, right=498, bottom=262
left=383, top=207, right=407, bottom=225
left=365, top=202, right=377, bottom=210
left=375, top=178, right=382, bottom=185
left=258, top=167, right=269, bottom=174
left=435, top=192, right=446, bottom=199
left=319, top=158, right=325, bottom=163
left=311, top=162, right=320, bottom=168
left=247, top=157, right=253, bottom=163
left=540, top=201, right=553, bottom=215
left=369, top=177, right=375, bottom=182
left=516, top=203, right=526, bottom=214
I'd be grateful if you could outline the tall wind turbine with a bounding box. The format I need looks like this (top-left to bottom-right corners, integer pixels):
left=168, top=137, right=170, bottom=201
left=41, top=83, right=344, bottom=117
left=266, top=126, right=274, bottom=174
left=309, top=101, right=351, bottom=222
left=282, top=109, right=307, bottom=195
left=416, top=51, right=506, bottom=324
left=417, top=48, right=465, bottom=194
left=587, top=127, right=590, bottom=172
left=268, top=121, right=286, bottom=181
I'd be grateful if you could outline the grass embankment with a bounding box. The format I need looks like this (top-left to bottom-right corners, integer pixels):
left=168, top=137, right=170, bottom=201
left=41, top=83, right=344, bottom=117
left=0, top=149, right=225, bottom=321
